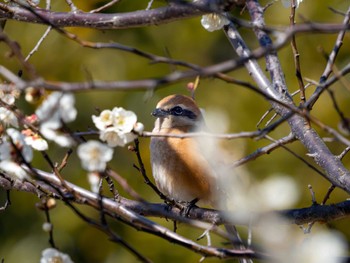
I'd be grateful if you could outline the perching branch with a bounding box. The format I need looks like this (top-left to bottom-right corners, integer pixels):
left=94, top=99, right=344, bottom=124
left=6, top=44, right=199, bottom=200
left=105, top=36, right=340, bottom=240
left=0, top=171, right=264, bottom=260
left=0, top=171, right=349, bottom=230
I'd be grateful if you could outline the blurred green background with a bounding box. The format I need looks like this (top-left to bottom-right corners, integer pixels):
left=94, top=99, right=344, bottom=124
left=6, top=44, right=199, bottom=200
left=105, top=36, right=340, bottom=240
left=1, top=0, right=350, bottom=262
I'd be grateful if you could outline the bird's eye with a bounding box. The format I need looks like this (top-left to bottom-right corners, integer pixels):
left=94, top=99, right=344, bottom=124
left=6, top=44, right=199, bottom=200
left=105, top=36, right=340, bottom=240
left=171, top=106, right=184, bottom=115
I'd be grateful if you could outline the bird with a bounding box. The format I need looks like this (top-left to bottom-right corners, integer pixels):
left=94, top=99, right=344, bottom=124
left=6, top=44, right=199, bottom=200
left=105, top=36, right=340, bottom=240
left=150, top=94, right=251, bottom=262
left=150, top=94, right=220, bottom=207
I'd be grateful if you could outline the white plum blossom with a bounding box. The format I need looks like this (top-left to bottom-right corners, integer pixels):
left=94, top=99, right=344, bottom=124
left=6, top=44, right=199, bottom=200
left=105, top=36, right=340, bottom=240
left=77, top=140, right=113, bottom=172
left=0, top=93, right=15, bottom=105
left=88, top=172, right=101, bottom=193
left=6, top=128, right=33, bottom=162
left=133, top=122, right=144, bottom=134
left=281, top=0, right=303, bottom=8
left=0, top=128, right=33, bottom=181
left=0, top=140, right=12, bottom=161
left=92, top=107, right=143, bottom=147
left=99, top=126, right=137, bottom=147
left=0, top=107, right=18, bottom=128
left=92, top=109, right=113, bottom=130
left=0, top=88, right=20, bottom=105
left=200, top=13, right=230, bottom=32
left=0, top=160, right=30, bottom=181
left=36, top=92, right=77, bottom=123
left=92, top=107, right=137, bottom=133
left=40, top=121, right=75, bottom=148
left=22, top=129, right=49, bottom=151
left=98, top=127, right=124, bottom=147
left=35, top=92, right=77, bottom=147
left=111, top=107, right=137, bottom=133
left=57, top=93, right=77, bottom=123
left=40, top=248, right=74, bottom=263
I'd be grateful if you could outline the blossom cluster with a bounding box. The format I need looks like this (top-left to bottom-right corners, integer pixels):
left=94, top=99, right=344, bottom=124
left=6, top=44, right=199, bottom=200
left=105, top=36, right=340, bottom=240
left=75, top=107, right=143, bottom=192
left=0, top=89, right=20, bottom=127
left=0, top=88, right=143, bottom=195
left=0, top=90, right=78, bottom=181
left=92, top=107, right=144, bottom=147
left=0, top=128, right=32, bottom=181
left=0, top=90, right=35, bottom=180
left=35, top=91, right=77, bottom=147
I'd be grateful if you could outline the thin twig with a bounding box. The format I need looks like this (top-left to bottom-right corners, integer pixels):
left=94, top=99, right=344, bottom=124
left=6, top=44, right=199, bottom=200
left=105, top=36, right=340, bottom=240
left=308, top=185, right=317, bottom=205
left=132, top=139, right=168, bottom=201
left=89, top=0, right=121, bottom=13
left=141, top=130, right=262, bottom=140
left=65, top=196, right=152, bottom=263
left=256, top=108, right=273, bottom=128
left=56, top=149, right=73, bottom=172
left=0, top=190, right=11, bottom=212
left=338, top=146, right=350, bottom=160
left=264, top=135, right=328, bottom=178
left=103, top=172, right=120, bottom=201
left=25, top=26, right=52, bottom=61
left=42, top=199, right=56, bottom=248
left=321, top=185, right=336, bottom=205
left=289, top=0, right=306, bottom=105
left=40, top=151, right=73, bottom=192
left=65, top=0, right=78, bottom=12
left=107, top=169, right=145, bottom=202
left=0, top=32, right=37, bottom=78
left=232, top=133, right=296, bottom=167
left=307, top=6, right=350, bottom=108
left=146, top=0, right=155, bottom=10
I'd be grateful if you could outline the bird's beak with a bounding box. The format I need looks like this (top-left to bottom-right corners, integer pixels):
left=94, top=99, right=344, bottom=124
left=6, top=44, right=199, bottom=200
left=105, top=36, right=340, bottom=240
left=151, top=108, right=168, bottom=117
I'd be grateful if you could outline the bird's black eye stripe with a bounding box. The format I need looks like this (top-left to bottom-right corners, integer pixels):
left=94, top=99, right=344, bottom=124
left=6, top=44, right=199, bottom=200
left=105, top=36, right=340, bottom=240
left=169, top=106, right=197, bottom=119
left=170, top=106, right=183, bottom=115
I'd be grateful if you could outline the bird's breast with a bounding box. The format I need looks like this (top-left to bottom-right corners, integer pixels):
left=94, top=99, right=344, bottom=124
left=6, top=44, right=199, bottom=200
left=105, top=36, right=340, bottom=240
left=150, top=133, right=215, bottom=204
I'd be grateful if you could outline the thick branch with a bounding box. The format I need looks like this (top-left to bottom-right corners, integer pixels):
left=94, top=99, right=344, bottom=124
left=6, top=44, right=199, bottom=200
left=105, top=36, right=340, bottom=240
left=6, top=170, right=261, bottom=260
left=0, top=1, right=245, bottom=30
left=0, top=3, right=200, bottom=29
left=281, top=201, right=350, bottom=225
left=0, top=171, right=349, bottom=228
left=1, top=1, right=350, bottom=35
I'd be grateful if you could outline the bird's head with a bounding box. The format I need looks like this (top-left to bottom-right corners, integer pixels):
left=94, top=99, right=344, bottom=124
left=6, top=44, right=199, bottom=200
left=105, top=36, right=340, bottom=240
left=151, top=94, right=204, bottom=131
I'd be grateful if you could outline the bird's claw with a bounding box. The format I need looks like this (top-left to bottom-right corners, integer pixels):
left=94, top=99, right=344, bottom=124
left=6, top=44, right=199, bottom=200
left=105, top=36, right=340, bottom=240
left=181, top=198, right=199, bottom=217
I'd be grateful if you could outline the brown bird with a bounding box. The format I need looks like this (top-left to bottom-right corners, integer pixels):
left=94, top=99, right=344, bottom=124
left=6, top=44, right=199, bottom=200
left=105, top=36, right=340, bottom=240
left=150, top=94, right=220, bottom=206
left=150, top=94, right=251, bottom=262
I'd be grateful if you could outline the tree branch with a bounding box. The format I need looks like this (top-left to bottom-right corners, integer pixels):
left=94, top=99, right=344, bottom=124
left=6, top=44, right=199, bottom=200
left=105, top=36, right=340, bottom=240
left=225, top=0, right=350, bottom=194
left=0, top=1, right=243, bottom=30
left=1, top=171, right=349, bottom=229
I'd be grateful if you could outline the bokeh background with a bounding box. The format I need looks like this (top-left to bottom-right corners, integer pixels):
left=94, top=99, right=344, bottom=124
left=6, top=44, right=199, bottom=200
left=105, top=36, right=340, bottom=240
left=1, top=0, right=350, bottom=262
